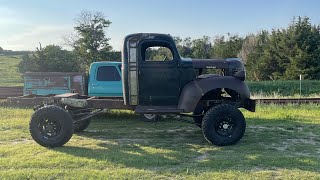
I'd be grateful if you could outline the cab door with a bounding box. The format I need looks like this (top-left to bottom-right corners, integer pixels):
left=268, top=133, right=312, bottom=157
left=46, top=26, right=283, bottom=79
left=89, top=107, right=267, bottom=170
left=138, top=40, right=180, bottom=106
left=89, top=65, right=122, bottom=97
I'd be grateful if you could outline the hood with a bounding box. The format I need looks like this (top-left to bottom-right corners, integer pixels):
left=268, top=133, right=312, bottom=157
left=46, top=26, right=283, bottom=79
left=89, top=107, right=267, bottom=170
left=191, top=58, right=246, bottom=81
left=192, top=58, right=244, bottom=69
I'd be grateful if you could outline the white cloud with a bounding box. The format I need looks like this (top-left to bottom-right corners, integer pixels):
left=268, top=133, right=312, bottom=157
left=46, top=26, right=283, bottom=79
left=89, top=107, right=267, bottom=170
left=0, top=6, right=69, bottom=50
left=0, top=24, right=73, bottom=50
left=1, top=24, right=123, bottom=51
left=0, top=5, right=121, bottom=51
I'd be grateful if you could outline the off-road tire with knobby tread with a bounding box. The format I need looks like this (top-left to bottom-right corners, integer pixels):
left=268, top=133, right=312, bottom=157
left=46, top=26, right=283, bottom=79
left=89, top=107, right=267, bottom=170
left=202, top=104, right=246, bottom=146
left=29, top=105, right=73, bottom=147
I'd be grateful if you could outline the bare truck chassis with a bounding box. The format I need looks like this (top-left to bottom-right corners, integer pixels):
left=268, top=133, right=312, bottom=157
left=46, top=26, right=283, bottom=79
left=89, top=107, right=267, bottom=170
left=29, top=33, right=256, bottom=148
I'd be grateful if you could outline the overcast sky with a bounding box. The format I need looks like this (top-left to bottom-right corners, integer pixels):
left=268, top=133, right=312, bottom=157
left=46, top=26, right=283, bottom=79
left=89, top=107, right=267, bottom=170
left=0, top=0, right=319, bottom=51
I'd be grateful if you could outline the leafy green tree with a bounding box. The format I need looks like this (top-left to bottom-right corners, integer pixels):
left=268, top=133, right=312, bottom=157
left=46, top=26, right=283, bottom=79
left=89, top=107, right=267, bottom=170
left=192, top=36, right=212, bottom=59
left=67, top=10, right=112, bottom=70
left=244, top=16, right=320, bottom=80
left=102, top=51, right=121, bottom=61
left=18, top=45, right=81, bottom=73
left=211, top=34, right=243, bottom=58
left=145, top=47, right=173, bottom=61
left=18, top=54, right=39, bottom=73
left=282, top=17, right=320, bottom=79
left=238, top=34, right=259, bottom=63
left=244, top=29, right=290, bottom=80
left=174, top=36, right=193, bottom=58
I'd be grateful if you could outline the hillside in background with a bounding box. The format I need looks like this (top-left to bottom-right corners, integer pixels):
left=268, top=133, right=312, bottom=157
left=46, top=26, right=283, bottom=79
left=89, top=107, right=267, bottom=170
left=0, top=56, right=23, bottom=87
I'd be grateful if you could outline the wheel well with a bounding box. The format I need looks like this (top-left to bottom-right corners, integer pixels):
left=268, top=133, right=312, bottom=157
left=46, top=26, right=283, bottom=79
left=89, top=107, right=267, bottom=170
left=200, top=88, right=240, bottom=101
left=194, top=88, right=241, bottom=113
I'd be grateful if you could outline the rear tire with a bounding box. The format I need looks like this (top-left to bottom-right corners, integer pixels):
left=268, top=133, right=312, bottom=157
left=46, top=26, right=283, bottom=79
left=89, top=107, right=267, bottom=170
left=29, top=105, right=73, bottom=147
left=202, top=104, right=246, bottom=146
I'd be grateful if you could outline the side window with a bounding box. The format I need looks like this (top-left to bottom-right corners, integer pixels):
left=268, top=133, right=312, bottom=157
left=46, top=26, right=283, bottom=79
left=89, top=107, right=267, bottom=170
left=96, top=66, right=121, bottom=81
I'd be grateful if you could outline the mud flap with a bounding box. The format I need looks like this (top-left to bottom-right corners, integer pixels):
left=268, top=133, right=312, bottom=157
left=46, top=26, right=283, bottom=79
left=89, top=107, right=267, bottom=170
left=244, top=99, right=256, bottom=112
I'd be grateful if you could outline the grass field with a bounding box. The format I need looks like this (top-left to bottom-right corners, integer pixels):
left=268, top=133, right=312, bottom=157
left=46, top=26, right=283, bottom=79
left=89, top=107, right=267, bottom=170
left=0, top=105, right=319, bottom=179
left=247, top=80, right=320, bottom=98
left=0, top=56, right=23, bottom=87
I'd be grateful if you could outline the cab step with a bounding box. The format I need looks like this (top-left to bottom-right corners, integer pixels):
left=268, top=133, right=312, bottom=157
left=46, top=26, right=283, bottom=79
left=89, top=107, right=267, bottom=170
left=135, top=106, right=183, bottom=113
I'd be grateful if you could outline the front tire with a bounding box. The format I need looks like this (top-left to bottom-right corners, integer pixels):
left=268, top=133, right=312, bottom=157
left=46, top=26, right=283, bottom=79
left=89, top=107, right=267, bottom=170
left=139, top=114, right=160, bottom=122
left=29, top=105, right=73, bottom=147
left=202, top=104, right=246, bottom=146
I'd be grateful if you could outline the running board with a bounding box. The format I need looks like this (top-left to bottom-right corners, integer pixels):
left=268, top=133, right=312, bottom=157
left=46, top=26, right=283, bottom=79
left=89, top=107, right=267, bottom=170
left=135, top=106, right=183, bottom=113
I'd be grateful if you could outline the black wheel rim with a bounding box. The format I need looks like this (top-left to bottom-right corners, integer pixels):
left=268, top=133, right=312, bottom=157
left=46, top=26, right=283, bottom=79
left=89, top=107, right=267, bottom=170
left=215, top=115, right=235, bottom=137
left=38, top=118, right=61, bottom=139
left=144, top=114, right=156, bottom=120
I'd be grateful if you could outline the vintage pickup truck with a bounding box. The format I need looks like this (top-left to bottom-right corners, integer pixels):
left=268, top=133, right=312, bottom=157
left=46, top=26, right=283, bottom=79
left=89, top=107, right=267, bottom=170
left=29, top=33, right=256, bottom=148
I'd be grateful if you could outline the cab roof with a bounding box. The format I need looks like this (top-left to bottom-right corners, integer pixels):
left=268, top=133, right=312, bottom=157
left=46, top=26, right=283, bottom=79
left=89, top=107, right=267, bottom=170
left=91, top=61, right=121, bottom=66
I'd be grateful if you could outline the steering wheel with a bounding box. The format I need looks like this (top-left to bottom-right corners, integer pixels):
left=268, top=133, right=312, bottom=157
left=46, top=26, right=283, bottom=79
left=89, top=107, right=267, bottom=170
left=163, top=56, right=168, bottom=61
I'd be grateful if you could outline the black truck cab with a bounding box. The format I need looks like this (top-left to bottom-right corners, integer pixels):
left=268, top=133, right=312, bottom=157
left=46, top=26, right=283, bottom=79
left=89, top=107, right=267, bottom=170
left=122, top=33, right=255, bottom=113
left=122, top=33, right=185, bottom=106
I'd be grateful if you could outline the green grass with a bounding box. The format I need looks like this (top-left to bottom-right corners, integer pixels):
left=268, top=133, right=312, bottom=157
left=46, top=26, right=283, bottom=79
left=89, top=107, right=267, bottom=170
left=0, top=105, right=319, bottom=179
left=247, top=80, right=320, bottom=97
left=0, top=56, right=23, bottom=86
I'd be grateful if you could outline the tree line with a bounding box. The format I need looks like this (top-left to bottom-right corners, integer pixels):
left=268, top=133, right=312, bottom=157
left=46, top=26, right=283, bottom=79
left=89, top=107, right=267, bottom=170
left=0, top=47, right=31, bottom=56
left=15, top=13, right=320, bottom=81
left=173, top=17, right=320, bottom=81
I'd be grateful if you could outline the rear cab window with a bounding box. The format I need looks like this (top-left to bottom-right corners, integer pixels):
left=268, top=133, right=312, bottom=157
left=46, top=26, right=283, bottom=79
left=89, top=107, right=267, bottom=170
left=145, top=46, right=173, bottom=61
left=141, top=41, right=175, bottom=62
left=96, top=66, right=121, bottom=81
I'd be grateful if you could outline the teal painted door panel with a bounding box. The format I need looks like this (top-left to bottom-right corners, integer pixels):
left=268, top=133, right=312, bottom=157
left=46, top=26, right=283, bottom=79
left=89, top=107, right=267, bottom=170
left=89, top=81, right=122, bottom=97
left=88, top=62, right=123, bottom=97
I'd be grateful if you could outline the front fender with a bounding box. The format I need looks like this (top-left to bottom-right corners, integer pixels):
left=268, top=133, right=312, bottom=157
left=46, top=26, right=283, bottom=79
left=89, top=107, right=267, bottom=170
left=178, top=76, right=251, bottom=113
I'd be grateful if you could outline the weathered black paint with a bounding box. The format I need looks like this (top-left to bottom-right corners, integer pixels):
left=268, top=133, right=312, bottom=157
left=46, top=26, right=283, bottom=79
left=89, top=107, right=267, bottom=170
left=138, top=39, right=181, bottom=105
left=177, top=76, right=251, bottom=112
left=192, top=59, right=229, bottom=69
left=122, top=33, right=255, bottom=113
